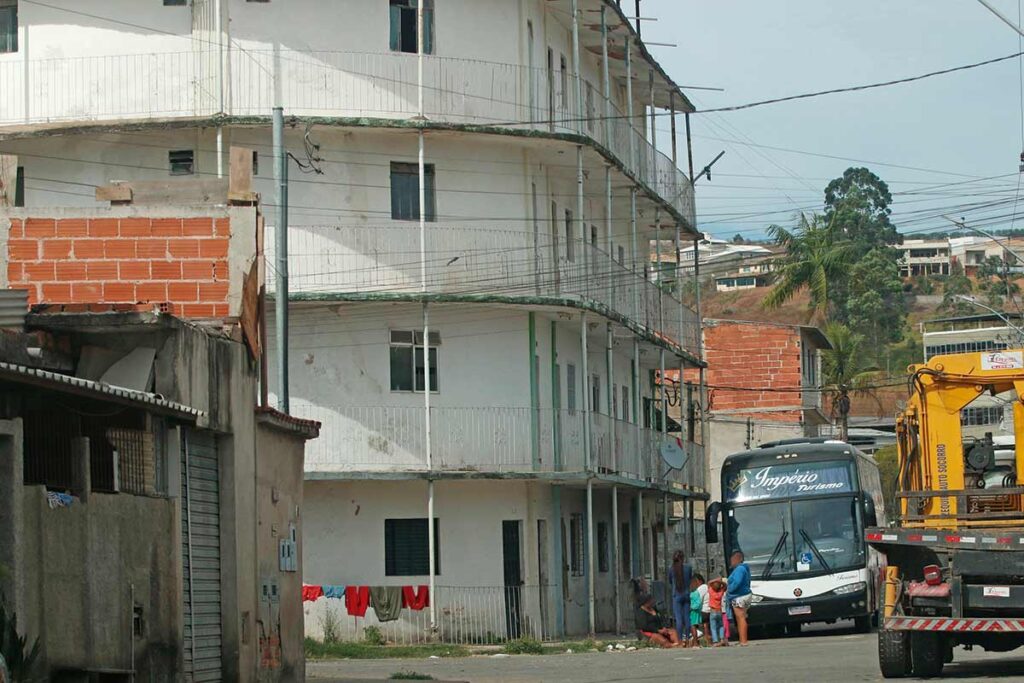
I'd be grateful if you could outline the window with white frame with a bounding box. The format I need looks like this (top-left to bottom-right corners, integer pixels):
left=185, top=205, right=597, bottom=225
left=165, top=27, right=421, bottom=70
left=389, top=330, right=440, bottom=392
left=389, top=0, right=433, bottom=54
left=0, top=0, right=16, bottom=53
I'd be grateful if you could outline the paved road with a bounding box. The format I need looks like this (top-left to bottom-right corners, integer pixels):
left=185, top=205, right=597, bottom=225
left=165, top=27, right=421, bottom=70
left=308, top=624, right=1024, bottom=682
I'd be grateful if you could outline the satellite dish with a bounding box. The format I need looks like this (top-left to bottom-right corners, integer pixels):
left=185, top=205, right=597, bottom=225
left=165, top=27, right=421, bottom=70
left=660, top=438, right=687, bottom=471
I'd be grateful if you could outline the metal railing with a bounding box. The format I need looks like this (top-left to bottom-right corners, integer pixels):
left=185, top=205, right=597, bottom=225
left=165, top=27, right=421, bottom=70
left=305, top=584, right=569, bottom=645
left=268, top=224, right=700, bottom=353
left=294, top=403, right=703, bottom=491
left=0, top=49, right=694, bottom=223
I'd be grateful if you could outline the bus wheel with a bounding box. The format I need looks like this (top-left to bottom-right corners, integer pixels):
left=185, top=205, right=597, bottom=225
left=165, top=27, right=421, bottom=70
left=878, top=629, right=911, bottom=678
left=855, top=613, right=874, bottom=633
left=910, top=632, right=944, bottom=678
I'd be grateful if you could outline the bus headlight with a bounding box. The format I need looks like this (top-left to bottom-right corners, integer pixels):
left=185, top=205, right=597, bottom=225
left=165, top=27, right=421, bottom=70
left=832, top=582, right=866, bottom=596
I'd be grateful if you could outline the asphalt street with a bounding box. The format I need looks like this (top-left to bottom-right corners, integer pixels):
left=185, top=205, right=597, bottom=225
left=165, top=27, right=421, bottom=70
left=307, top=623, right=1024, bottom=682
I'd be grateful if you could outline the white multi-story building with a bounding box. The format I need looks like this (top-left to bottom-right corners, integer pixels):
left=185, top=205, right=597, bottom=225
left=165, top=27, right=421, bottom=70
left=0, top=0, right=705, bottom=643
left=897, top=239, right=950, bottom=278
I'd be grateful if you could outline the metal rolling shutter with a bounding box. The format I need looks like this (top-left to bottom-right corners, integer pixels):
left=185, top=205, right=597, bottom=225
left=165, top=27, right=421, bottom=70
left=182, top=430, right=222, bottom=682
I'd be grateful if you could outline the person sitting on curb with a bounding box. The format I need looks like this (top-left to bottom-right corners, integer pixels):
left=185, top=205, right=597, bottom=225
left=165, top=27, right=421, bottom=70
left=635, top=593, right=683, bottom=648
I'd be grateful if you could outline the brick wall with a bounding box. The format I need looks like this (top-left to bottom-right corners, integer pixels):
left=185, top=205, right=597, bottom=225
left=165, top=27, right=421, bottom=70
left=7, top=216, right=231, bottom=317
left=704, top=321, right=803, bottom=414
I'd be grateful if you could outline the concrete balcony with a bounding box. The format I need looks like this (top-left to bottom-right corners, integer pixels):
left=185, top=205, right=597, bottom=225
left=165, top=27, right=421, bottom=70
left=295, top=404, right=703, bottom=492
left=267, top=224, right=701, bottom=356
left=0, top=50, right=694, bottom=225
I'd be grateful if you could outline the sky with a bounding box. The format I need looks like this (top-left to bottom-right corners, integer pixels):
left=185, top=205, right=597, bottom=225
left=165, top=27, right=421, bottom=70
left=642, top=0, right=1024, bottom=241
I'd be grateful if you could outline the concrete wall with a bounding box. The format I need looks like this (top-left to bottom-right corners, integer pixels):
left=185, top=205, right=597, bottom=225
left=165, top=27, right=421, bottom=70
left=704, top=417, right=808, bottom=502
left=255, top=420, right=308, bottom=683
left=302, top=478, right=657, bottom=640
left=0, top=417, right=181, bottom=682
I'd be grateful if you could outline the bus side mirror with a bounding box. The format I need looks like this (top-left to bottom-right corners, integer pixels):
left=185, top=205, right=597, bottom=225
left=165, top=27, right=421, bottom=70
left=864, top=496, right=878, bottom=528
left=705, top=501, right=721, bottom=544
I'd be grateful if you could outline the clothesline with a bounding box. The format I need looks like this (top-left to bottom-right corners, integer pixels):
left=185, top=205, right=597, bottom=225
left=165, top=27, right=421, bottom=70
left=302, top=583, right=430, bottom=623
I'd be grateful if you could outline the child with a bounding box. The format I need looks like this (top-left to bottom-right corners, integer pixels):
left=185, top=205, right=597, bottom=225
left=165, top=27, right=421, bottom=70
left=689, top=575, right=706, bottom=647
left=707, top=576, right=727, bottom=646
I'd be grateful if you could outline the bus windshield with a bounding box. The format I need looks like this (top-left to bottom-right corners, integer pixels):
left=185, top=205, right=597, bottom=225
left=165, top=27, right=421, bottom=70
left=727, top=495, right=864, bottom=579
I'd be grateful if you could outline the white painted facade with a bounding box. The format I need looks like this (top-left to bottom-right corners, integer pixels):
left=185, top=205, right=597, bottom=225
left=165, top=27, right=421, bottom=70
left=0, top=0, right=706, bottom=640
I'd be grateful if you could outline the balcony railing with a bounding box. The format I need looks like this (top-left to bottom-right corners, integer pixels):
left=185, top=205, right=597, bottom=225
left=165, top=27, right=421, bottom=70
left=0, top=49, right=694, bottom=223
left=294, top=403, right=703, bottom=491
left=267, top=224, right=700, bottom=353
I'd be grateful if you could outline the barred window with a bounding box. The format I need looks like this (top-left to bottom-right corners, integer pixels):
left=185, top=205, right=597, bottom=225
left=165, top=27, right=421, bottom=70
left=925, top=340, right=1008, bottom=360
left=569, top=513, right=584, bottom=576
left=961, top=405, right=1004, bottom=427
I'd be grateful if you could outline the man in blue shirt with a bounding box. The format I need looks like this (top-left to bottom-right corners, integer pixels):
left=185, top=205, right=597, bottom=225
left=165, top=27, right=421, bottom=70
left=726, top=551, right=752, bottom=645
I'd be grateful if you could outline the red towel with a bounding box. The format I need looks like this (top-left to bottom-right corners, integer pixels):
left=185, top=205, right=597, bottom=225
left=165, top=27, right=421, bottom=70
left=302, top=584, right=324, bottom=603
left=401, top=585, right=430, bottom=611
left=346, top=585, right=371, bottom=617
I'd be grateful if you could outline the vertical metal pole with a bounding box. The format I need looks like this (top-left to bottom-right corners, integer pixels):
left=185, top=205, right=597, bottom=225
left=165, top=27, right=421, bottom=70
left=662, top=493, right=669, bottom=584
left=529, top=312, right=540, bottom=470
left=272, top=107, right=289, bottom=413
left=600, top=5, right=611, bottom=149
left=694, top=238, right=707, bottom=471
left=655, top=212, right=662, bottom=328
left=606, top=323, right=614, bottom=469
left=183, top=435, right=197, bottom=672
left=633, top=338, right=641, bottom=479
left=670, top=92, right=678, bottom=166
left=630, top=188, right=639, bottom=317
left=625, top=37, right=635, bottom=169
left=634, top=0, right=642, bottom=36
left=581, top=312, right=592, bottom=470
left=637, top=491, right=644, bottom=576
left=611, top=485, right=621, bottom=634
left=586, top=479, right=596, bottom=635
left=685, top=113, right=695, bottom=186
left=659, top=347, right=667, bottom=484
left=577, top=146, right=586, bottom=283
left=606, top=167, right=613, bottom=302
left=571, top=0, right=583, bottom=132
left=552, top=485, right=566, bottom=637
left=649, top=70, right=657, bottom=155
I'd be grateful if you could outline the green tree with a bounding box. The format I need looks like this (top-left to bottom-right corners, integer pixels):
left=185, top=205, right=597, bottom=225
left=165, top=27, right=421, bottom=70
left=845, top=247, right=907, bottom=358
left=821, top=321, right=879, bottom=441
left=940, top=261, right=975, bottom=315
left=732, top=233, right=745, bottom=244
left=976, top=255, right=1020, bottom=309
left=761, top=214, right=853, bottom=319
left=823, top=167, right=899, bottom=250
left=873, top=444, right=900, bottom=520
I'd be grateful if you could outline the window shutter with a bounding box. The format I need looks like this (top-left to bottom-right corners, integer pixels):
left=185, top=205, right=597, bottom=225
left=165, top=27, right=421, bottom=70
left=423, top=6, right=434, bottom=55
left=389, top=4, right=401, bottom=51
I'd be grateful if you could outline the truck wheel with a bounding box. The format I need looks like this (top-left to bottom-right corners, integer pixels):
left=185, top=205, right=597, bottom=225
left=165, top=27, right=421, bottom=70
left=878, top=629, right=911, bottom=678
left=855, top=613, right=874, bottom=634
left=910, top=632, right=944, bottom=678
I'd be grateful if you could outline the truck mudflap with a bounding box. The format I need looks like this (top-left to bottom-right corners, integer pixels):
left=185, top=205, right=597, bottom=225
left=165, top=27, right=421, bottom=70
left=886, top=617, right=1024, bottom=632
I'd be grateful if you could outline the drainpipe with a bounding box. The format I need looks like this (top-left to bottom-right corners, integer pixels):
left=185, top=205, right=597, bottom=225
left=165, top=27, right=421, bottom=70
left=416, top=1, right=437, bottom=633
left=215, top=0, right=224, bottom=178
left=611, top=485, right=621, bottom=633
left=606, top=323, right=614, bottom=470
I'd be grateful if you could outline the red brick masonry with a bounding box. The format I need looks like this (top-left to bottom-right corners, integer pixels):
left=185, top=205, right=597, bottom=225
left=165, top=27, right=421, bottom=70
left=8, top=216, right=231, bottom=318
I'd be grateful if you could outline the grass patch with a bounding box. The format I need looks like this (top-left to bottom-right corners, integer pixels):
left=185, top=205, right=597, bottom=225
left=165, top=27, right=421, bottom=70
left=305, top=637, right=469, bottom=660
left=389, top=672, right=434, bottom=680
left=502, top=637, right=544, bottom=655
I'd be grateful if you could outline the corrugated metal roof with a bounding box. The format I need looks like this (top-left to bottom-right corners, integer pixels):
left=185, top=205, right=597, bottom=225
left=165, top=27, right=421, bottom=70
left=0, top=361, right=203, bottom=419
left=0, top=290, right=28, bottom=330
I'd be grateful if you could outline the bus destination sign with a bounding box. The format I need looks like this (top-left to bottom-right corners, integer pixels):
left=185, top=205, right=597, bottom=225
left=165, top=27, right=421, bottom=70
left=725, top=460, right=853, bottom=501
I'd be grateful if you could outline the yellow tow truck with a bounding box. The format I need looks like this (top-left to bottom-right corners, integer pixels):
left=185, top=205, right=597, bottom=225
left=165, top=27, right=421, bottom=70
left=868, top=349, right=1024, bottom=677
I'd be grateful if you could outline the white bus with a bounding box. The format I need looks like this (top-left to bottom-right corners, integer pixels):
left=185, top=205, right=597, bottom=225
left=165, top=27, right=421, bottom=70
left=706, top=438, right=885, bottom=635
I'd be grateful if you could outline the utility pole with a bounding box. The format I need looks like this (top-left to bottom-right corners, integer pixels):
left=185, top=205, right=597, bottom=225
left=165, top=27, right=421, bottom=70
left=273, top=107, right=289, bottom=413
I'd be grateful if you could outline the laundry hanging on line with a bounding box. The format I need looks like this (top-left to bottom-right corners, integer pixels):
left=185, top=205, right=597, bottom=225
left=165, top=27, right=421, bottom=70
left=345, top=585, right=371, bottom=617
left=322, top=584, right=346, bottom=599
left=369, top=586, right=403, bottom=622
left=401, top=585, right=430, bottom=611
left=301, top=584, right=324, bottom=603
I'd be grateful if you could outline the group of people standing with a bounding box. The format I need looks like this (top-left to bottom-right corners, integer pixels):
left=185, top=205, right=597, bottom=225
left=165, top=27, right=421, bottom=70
left=635, top=550, right=752, bottom=649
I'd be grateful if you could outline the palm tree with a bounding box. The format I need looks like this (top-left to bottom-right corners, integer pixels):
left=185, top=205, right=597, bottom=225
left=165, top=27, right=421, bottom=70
left=821, top=321, right=879, bottom=441
left=761, top=214, right=853, bottom=320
